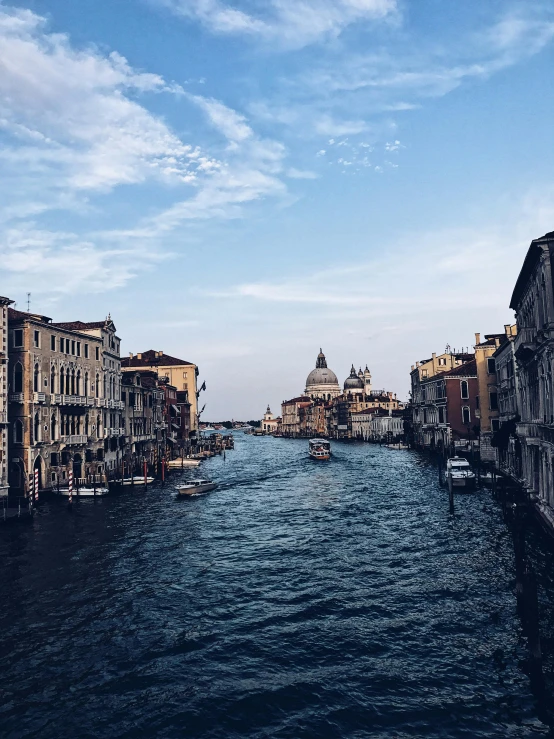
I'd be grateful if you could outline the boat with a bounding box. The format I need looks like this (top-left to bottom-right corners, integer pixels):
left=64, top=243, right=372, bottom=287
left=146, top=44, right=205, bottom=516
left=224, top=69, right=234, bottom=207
left=309, top=439, right=331, bottom=461
left=446, top=457, right=476, bottom=489
left=55, top=486, right=109, bottom=497
left=177, top=479, right=218, bottom=496
left=167, top=458, right=201, bottom=468
left=119, top=476, right=155, bottom=486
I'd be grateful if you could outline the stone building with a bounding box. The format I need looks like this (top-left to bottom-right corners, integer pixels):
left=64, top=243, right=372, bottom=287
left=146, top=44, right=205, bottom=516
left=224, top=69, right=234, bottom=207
left=121, top=370, right=164, bottom=473
left=304, top=350, right=341, bottom=400
left=7, top=309, right=114, bottom=494
left=474, top=333, right=502, bottom=462
left=492, top=324, right=521, bottom=479
left=281, top=396, right=312, bottom=436
left=509, top=230, right=554, bottom=525
left=261, top=405, right=279, bottom=434
left=0, top=296, right=13, bottom=496
left=122, top=351, right=199, bottom=435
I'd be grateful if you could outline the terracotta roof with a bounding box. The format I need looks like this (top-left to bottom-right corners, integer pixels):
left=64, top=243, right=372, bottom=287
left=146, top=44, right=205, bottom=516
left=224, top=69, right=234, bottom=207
left=283, top=396, right=312, bottom=404
left=441, top=359, right=477, bottom=378
left=51, top=320, right=108, bottom=331
left=8, top=307, right=51, bottom=323
left=122, top=349, right=193, bottom=368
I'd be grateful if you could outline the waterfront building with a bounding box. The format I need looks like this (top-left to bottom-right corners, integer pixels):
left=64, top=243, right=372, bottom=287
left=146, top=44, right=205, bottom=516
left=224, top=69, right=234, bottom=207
left=281, top=396, right=312, bottom=437
left=474, top=333, right=502, bottom=462
left=122, top=351, right=199, bottom=435
left=121, top=370, right=163, bottom=472
left=261, top=405, right=279, bottom=434
left=370, top=410, right=405, bottom=442
left=7, top=309, right=113, bottom=494
left=176, top=390, right=192, bottom=443
left=509, top=231, right=554, bottom=524
left=492, top=325, right=521, bottom=479
left=0, top=296, right=14, bottom=496
left=304, top=349, right=341, bottom=401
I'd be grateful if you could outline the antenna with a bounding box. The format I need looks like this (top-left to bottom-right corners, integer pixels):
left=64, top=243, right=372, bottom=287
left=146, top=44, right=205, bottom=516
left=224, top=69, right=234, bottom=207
left=27, top=293, right=31, bottom=313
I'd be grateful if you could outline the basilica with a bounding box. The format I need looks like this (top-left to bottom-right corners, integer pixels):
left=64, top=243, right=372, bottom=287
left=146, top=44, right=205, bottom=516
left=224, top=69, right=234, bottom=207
left=305, top=349, right=372, bottom=401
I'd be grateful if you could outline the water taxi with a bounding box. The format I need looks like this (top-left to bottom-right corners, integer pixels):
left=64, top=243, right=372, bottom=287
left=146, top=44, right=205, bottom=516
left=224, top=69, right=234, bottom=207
left=309, top=439, right=331, bottom=461
left=56, top=486, right=109, bottom=497
left=167, top=458, right=201, bottom=468
left=120, top=476, right=155, bottom=486
left=177, top=479, right=218, bottom=496
left=446, top=457, right=476, bottom=489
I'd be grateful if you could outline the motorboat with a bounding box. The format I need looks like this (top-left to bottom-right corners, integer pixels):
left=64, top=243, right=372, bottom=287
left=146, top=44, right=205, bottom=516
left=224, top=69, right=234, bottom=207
left=167, top=458, right=201, bottom=468
left=446, top=457, right=476, bottom=489
left=309, top=439, right=331, bottom=460
left=177, top=479, right=218, bottom=496
left=56, top=486, right=109, bottom=497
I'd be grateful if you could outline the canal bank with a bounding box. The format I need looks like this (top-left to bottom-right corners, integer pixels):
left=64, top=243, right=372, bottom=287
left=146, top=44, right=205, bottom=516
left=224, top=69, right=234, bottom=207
left=0, top=435, right=553, bottom=738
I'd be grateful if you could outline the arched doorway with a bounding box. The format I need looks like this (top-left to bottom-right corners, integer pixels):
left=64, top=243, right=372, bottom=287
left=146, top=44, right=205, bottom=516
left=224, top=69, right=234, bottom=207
left=73, top=453, right=83, bottom=481
left=33, top=455, right=44, bottom=490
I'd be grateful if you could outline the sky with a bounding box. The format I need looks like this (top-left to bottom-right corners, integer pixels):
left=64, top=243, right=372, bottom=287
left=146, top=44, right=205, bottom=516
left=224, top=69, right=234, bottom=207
left=1, top=0, right=554, bottom=419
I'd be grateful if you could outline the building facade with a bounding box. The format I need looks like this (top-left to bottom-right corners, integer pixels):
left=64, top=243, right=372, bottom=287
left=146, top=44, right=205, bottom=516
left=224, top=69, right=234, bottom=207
left=493, top=324, right=521, bottom=478
left=261, top=405, right=279, bottom=434
left=0, top=296, right=13, bottom=496
left=510, top=231, right=554, bottom=523
left=474, top=333, right=502, bottom=462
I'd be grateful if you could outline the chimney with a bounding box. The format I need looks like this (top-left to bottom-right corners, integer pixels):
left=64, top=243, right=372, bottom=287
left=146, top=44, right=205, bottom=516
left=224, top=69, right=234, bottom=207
left=475, top=333, right=481, bottom=345
left=129, top=352, right=133, bottom=358
left=137, top=353, right=142, bottom=360
left=432, top=352, right=436, bottom=360
left=504, top=324, right=511, bottom=337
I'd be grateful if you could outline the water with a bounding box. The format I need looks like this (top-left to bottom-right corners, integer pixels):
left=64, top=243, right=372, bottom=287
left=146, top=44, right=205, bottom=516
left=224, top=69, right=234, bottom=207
left=1, top=436, right=553, bottom=738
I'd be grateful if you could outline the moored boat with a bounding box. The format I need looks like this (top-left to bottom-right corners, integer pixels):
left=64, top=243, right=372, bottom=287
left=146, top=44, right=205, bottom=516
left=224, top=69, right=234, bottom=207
left=177, top=479, right=218, bottom=496
left=167, top=458, right=201, bottom=468
left=446, top=457, right=476, bottom=489
left=309, top=439, right=331, bottom=461
left=55, top=486, right=109, bottom=497
left=119, top=476, right=155, bottom=486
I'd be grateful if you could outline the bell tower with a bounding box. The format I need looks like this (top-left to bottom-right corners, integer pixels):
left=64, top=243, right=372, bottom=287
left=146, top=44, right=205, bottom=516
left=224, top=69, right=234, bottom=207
left=363, top=365, right=372, bottom=395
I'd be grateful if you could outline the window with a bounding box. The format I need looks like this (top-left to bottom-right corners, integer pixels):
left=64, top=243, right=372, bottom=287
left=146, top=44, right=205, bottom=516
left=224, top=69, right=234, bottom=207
left=51, top=335, right=56, bottom=351
left=66, top=338, right=70, bottom=354
left=438, top=407, right=445, bottom=424
left=13, top=362, right=23, bottom=393
left=489, top=391, right=498, bottom=411
left=71, top=340, right=75, bottom=355
left=13, top=329, right=23, bottom=347
left=487, top=358, right=496, bottom=374
left=462, top=406, right=471, bottom=425
left=438, top=357, right=446, bottom=366
left=84, top=344, right=89, bottom=359
left=183, top=372, right=187, bottom=378
left=475, top=395, right=480, bottom=409
left=422, top=369, right=428, bottom=378
left=460, top=380, right=469, bottom=399
left=33, top=330, right=40, bottom=348
left=95, top=347, right=99, bottom=360
left=77, top=342, right=81, bottom=357
left=491, top=419, right=500, bottom=432
left=51, top=366, right=56, bottom=393
left=34, top=364, right=40, bottom=392
left=14, top=419, right=23, bottom=444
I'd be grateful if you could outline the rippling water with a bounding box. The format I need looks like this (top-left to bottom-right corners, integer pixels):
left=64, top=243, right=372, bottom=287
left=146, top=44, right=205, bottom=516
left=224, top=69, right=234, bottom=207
left=1, top=436, right=553, bottom=738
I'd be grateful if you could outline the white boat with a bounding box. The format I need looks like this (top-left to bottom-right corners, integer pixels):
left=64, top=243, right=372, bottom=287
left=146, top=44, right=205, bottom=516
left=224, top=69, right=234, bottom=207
left=119, top=476, right=155, bottom=486
left=309, top=439, right=331, bottom=460
left=167, top=458, right=201, bottom=468
left=56, top=486, right=109, bottom=497
left=177, top=479, right=218, bottom=496
left=446, top=457, right=476, bottom=489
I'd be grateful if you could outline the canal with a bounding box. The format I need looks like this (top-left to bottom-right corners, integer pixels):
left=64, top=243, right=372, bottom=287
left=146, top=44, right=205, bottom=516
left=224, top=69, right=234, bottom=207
left=1, top=435, right=554, bottom=738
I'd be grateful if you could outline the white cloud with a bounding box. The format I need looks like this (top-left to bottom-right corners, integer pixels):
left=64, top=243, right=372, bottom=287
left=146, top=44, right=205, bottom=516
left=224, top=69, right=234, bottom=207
left=287, top=168, right=318, bottom=179
left=157, top=0, right=397, bottom=48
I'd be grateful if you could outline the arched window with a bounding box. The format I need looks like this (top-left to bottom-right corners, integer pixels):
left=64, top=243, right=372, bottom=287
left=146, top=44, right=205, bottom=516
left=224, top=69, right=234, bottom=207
left=103, top=374, right=107, bottom=398
left=71, top=369, right=76, bottom=395
left=34, top=364, right=40, bottom=392
left=60, top=367, right=65, bottom=395
left=50, top=366, right=56, bottom=393
left=71, top=416, right=76, bottom=435
left=84, top=372, right=89, bottom=397
left=76, top=370, right=81, bottom=396
left=14, top=362, right=23, bottom=393
left=34, top=412, right=40, bottom=443
left=95, top=374, right=100, bottom=398
left=462, top=406, right=471, bottom=425
left=85, top=414, right=90, bottom=435
left=51, top=413, right=57, bottom=441
left=97, top=413, right=102, bottom=437
left=14, top=419, right=23, bottom=444
left=460, top=380, right=469, bottom=399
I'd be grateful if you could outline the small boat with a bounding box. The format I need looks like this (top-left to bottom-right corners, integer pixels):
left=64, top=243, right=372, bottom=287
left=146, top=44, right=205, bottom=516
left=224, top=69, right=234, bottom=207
left=120, top=476, right=155, bottom=486
left=167, top=458, right=201, bottom=468
left=56, top=486, right=109, bottom=497
left=309, top=439, right=331, bottom=460
left=446, top=457, right=476, bottom=489
left=177, top=479, right=218, bottom=496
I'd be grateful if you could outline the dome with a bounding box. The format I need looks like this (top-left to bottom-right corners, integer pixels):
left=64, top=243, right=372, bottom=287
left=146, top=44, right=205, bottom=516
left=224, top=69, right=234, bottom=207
left=306, top=367, right=339, bottom=387
left=304, top=349, right=341, bottom=399
left=344, top=364, right=364, bottom=391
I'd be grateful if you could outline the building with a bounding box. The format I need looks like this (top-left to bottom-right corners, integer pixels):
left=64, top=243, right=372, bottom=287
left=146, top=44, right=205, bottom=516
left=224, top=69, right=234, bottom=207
left=281, top=396, right=312, bottom=437
left=304, top=349, right=341, bottom=400
left=493, top=324, right=521, bottom=479
left=122, top=351, right=199, bottom=436
left=121, top=370, right=163, bottom=473
left=509, top=230, right=554, bottom=523
left=474, top=333, right=502, bottom=462
left=0, top=296, right=13, bottom=496
left=261, top=405, right=279, bottom=434
left=370, top=409, right=405, bottom=442
left=7, top=309, right=111, bottom=494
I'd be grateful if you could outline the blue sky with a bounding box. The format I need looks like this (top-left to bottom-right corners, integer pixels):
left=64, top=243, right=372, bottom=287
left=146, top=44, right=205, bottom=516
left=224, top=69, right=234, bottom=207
left=1, top=0, right=554, bottom=419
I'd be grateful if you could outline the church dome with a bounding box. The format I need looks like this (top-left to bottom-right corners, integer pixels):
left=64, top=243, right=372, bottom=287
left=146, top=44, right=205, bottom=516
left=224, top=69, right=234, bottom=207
left=304, top=349, right=341, bottom=399
left=344, top=364, right=364, bottom=391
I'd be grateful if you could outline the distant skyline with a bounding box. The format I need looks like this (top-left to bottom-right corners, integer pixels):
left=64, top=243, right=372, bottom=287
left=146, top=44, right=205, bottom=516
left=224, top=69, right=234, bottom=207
left=1, top=0, right=554, bottom=418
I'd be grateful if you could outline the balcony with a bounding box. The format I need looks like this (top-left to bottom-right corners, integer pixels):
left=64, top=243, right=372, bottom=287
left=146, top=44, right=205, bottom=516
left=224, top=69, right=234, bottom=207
left=33, top=392, right=46, bottom=403
left=61, top=434, right=88, bottom=445
left=514, top=327, right=538, bottom=362
left=96, top=398, right=107, bottom=408
left=9, top=393, right=24, bottom=403
left=60, top=395, right=87, bottom=406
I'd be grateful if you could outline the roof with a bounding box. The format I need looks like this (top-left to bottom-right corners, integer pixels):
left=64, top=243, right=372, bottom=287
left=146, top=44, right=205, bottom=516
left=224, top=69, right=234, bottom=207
left=8, top=307, right=52, bottom=323
left=283, top=396, right=312, bottom=404
left=440, top=359, right=477, bottom=378
left=122, top=349, right=193, bottom=368
left=510, top=231, right=554, bottom=310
